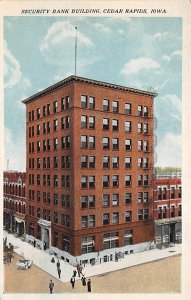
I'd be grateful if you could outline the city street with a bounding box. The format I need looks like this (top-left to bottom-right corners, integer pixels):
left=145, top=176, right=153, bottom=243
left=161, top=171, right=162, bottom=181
left=4, top=252, right=181, bottom=293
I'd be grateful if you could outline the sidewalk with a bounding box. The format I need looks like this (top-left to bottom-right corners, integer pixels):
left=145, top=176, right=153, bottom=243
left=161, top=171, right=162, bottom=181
left=3, top=231, right=181, bottom=283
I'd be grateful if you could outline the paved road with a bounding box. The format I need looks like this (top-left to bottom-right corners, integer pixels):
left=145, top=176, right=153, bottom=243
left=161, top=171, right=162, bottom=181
left=4, top=252, right=181, bottom=293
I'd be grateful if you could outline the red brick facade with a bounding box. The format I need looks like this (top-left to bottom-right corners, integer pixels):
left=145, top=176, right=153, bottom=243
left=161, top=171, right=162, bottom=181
left=23, top=76, right=157, bottom=257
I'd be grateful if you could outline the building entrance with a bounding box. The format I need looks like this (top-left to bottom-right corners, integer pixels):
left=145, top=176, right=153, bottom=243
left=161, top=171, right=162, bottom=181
left=170, top=223, right=176, bottom=243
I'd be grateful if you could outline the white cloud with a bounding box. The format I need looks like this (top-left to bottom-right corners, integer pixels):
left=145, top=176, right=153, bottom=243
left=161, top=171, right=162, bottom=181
left=40, top=21, right=93, bottom=52
left=162, top=50, right=182, bottom=62
left=161, top=94, right=181, bottom=121
left=94, top=23, right=109, bottom=32
left=156, top=132, right=181, bottom=168
left=4, top=127, right=26, bottom=171
left=4, top=40, right=22, bottom=88
left=121, top=57, right=160, bottom=77
left=172, top=50, right=182, bottom=57
left=150, top=31, right=168, bottom=41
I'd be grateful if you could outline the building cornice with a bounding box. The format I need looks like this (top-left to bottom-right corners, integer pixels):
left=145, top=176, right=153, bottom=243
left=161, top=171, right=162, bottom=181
left=22, top=75, right=158, bottom=104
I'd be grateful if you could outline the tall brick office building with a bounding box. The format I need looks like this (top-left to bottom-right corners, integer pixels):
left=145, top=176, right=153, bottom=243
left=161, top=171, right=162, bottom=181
left=22, top=75, right=157, bottom=264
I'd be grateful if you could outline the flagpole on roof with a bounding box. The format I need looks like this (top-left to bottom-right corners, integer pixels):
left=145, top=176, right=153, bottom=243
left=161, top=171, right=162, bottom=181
left=75, top=26, right=77, bottom=76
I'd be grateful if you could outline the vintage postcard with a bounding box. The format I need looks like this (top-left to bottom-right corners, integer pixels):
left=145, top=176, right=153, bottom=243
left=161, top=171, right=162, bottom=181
left=1, top=1, right=191, bottom=300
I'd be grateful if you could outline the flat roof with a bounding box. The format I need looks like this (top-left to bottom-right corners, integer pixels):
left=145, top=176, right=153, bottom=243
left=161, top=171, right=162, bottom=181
left=22, top=75, right=158, bottom=104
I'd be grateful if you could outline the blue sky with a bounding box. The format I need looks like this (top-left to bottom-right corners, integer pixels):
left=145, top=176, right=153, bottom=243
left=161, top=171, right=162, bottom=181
left=4, top=16, right=182, bottom=171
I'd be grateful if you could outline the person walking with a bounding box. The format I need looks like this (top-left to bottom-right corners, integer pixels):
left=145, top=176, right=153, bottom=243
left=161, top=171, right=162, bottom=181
left=87, top=279, right=91, bottom=292
left=57, top=267, right=61, bottom=279
left=73, top=269, right=77, bottom=277
left=49, top=280, right=54, bottom=294
left=77, top=264, right=81, bottom=277
left=70, top=276, right=75, bottom=289
left=33, top=239, right=36, bottom=248
left=57, top=260, right=60, bottom=269
left=81, top=275, right=86, bottom=286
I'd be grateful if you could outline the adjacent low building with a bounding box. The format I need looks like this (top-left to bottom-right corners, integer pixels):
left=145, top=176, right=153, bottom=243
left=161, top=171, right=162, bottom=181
left=3, top=171, right=26, bottom=237
left=154, top=173, right=182, bottom=248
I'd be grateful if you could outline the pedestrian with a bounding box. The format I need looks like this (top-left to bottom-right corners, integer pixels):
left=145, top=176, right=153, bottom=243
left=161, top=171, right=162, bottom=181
left=8, top=250, right=12, bottom=263
left=81, top=275, right=86, bottom=286
left=33, top=239, right=36, bottom=248
left=49, top=279, right=54, bottom=294
left=77, top=264, right=81, bottom=277
left=70, top=276, right=75, bottom=289
left=57, top=260, right=60, bottom=269
left=57, top=267, right=61, bottom=279
left=44, top=241, right=46, bottom=250
left=87, top=279, right=91, bottom=292
left=80, top=265, right=83, bottom=276
left=51, top=254, right=55, bottom=263
left=73, top=269, right=77, bottom=277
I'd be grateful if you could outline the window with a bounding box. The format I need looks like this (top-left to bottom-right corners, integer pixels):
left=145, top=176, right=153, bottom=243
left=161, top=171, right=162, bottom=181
left=81, top=176, right=87, bottom=188
left=138, top=192, right=143, bottom=203
left=144, top=209, right=149, bottom=220
left=89, top=116, right=95, bottom=129
left=103, top=175, right=109, bottom=188
left=66, top=156, right=70, bottom=168
left=138, top=140, right=143, bottom=151
left=112, top=175, right=119, bottom=187
left=89, top=176, right=95, bottom=188
left=113, top=156, right=119, bottom=168
left=138, top=123, right=142, bottom=133
left=144, top=106, right=148, bottom=117
left=81, top=155, right=87, bottom=168
left=81, top=216, right=88, bottom=228
left=138, top=105, right=143, bottom=116
left=89, top=156, right=95, bottom=168
left=61, top=98, right=65, bottom=110
left=89, top=215, right=95, bottom=227
left=81, top=115, right=87, bottom=128
left=125, top=211, right=132, bottom=222
left=158, top=207, right=162, bottom=219
left=89, top=136, right=95, bottom=148
left=36, top=108, right=40, bottom=119
left=125, top=103, right=131, bottom=115
left=125, top=139, right=131, bottom=151
left=112, top=100, right=119, bottom=113
left=125, top=193, right=131, bottom=205
left=112, top=119, right=118, bottom=131
left=81, top=135, right=87, bottom=148
left=53, top=175, right=58, bottom=187
left=103, top=232, right=118, bottom=249
left=163, top=206, right=167, bottom=218
left=125, top=175, right=131, bottom=187
left=37, top=124, right=40, bottom=135
left=66, top=215, right=70, bottom=227
left=61, top=136, right=66, bottom=148
left=138, top=157, right=143, bottom=168
left=47, top=139, right=51, bottom=151
left=54, top=212, right=58, bottom=224
left=112, top=212, right=119, bottom=224
left=62, top=235, right=70, bottom=252
left=37, top=191, right=41, bottom=202
left=171, top=205, right=175, bottom=217
left=47, top=104, right=50, bottom=115
left=171, top=187, right=175, bottom=199
left=89, top=195, right=95, bottom=208
left=103, top=118, right=109, bottom=130
left=43, top=123, right=46, bottom=134
left=89, top=96, right=95, bottom=109
left=47, top=157, right=51, bottom=168
left=103, top=213, right=110, bottom=225
left=103, top=99, right=109, bottom=111
left=103, top=194, right=109, bottom=207
left=53, top=119, right=58, bottom=131
left=81, top=236, right=95, bottom=254
left=47, top=192, right=50, bottom=203
left=81, top=95, right=87, bottom=108
left=43, top=105, right=46, bottom=117
left=112, top=194, right=119, bottom=206
left=143, top=123, right=149, bottom=134
left=37, top=174, right=40, bottom=185
left=143, top=175, right=148, bottom=186
left=61, top=214, right=65, bottom=225
left=53, top=101, right=58, bottom=113
left=54, top=156, right=58, bottom=168
left=143, top=157, right=149, bottom=169
left=103, top=137, right=109, bottom=149
left=66, top=96, right=70, bottom=109
left=81, top=196, right=88, bottom=209
left=37, top=141, right=40, bottom=152
left=124, top=229, right=133, bottom=245
left=66, top=136, right=70, bottom=148
left=54, top=138, right=58, bottom=150
left=138, top=209, right=143, bottom=220
left=178, top=187, right=181, bottom=198
left=178, top=205, right=182, bottom=216
left=125, top=157, right=131, bottom=168
left=138, top=175, right=143, bottom=186
left=37, top=158, right=40, bottom=169
left=54, top=194, right=58, bottom=206
left=47, top=175, right=51, bottom=186
left=125, top=121, right=131, bottom=132
left=112, top=138, right=119, bottom=150
left=143, top=192, right=148, bottom=203
left=43, top=140, right=47, bottom=151
left=143, top=140, right=149, bottom=152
